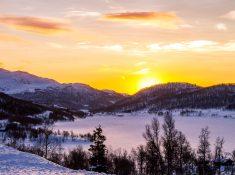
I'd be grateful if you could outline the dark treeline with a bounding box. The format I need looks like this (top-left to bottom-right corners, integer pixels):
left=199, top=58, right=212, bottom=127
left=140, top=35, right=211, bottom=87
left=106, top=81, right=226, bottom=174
left=1, top=114, right=235, bottom=175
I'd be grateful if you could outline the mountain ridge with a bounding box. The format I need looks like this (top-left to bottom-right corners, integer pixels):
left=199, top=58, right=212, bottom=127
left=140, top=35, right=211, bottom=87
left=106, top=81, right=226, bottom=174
left=94, top=83, right=235, bottom=112
left=0, top=68, right=234, bottom=112
left=0, top=68, right=126, bottom=111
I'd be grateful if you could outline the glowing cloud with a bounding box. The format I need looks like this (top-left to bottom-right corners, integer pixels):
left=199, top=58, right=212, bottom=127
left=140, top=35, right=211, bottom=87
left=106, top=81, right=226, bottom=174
left=215, top=23, right=227, bottom=31
left=102, top=11, right=182, bottom=29
left=133, top=68, right=150, bottom=75
left=0, top=15, right=70, bottom=34
left=221, top=10, right=235, bottom=20
left=138, top=77, right=160, bottom=90
left=65, top=11, right=101, bottom=18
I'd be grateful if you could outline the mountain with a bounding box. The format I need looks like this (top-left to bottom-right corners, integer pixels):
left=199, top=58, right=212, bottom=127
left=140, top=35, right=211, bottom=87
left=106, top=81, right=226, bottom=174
left=13, top=83, right=126, bottom=111
left=148, top=84, right=235, bottom=112
left=0, top=68, right=126, bottom=111
left=0, top=68, right=59, bottom=94
left=0, top=92, right=84, bottom=125
left=96, top=83, right=235, bottom=112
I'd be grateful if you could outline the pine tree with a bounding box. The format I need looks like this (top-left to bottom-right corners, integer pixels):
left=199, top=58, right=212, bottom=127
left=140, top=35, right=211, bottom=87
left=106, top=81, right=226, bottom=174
left=89, top=125, right=107, bottom=173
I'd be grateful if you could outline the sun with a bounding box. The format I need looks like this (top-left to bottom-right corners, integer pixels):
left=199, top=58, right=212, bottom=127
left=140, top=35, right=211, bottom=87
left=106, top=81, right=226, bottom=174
left=138, top=77, right=161, bottom=90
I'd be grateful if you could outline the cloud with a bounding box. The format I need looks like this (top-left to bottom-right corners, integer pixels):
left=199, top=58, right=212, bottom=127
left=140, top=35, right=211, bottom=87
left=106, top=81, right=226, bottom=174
left=102, top=44, right=123, bottom=52
left=133, top=68, right=150, bottom=75
left=65, top=11, right=101, bottom=18
left=47, top=42, right=64, bottom=49
left=102, top=11, right=182, bottom=29
left=77, top=42, right=123, bottom=52
left=134, top=61, right=147, bottom=67
left=215, top=23, right=227, bottom=31
left=149, top=40, right=218, bottom=52
left=221, top=10, right=235, bottom=20
left=147, top=40, right=235, bottom=52
left=0, top=15, right=70, bottom=34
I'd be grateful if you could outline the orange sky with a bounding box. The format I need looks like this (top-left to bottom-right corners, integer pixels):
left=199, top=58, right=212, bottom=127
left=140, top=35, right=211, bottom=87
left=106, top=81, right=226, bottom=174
left=0, top=0, right=235, bottom=94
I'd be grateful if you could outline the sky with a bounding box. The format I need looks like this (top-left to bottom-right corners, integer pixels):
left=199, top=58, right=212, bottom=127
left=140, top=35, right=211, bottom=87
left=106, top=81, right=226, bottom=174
left=0, top=0, right=235, bottom=94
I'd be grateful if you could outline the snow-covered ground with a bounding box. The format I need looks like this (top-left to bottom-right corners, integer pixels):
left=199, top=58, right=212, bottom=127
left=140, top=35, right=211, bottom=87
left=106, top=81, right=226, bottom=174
left=0, top=144, right=106, bottom=175
left=55, top=109, right=235, bottom=153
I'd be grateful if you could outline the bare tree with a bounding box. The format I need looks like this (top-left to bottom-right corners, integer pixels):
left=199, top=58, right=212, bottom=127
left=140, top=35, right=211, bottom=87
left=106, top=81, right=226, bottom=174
left=34, top=119, right=61, bottom=159
left=175, top=131, right=194, bottom=174
left=214, top=137, right=224, bottom=175
left=143, top=118, right=164, bottom=175
left=162, top=113, right=178, bottom=175
left=197, top=127, right=211, bottom=175
left=134, top=145, right=146, bottom=175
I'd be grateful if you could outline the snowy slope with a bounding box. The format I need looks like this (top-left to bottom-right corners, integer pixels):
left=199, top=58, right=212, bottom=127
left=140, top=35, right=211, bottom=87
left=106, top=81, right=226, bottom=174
left=0, top=144, right=106, bottom=175
left=0, top=69, right=59, bottom=94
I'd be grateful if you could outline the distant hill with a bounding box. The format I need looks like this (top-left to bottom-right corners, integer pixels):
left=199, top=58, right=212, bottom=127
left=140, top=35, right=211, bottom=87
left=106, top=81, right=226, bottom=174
left=0, top=68, right=126, bottom=111
left=0, top=92, right=84, bottom=125
left=95, top=83, right=235, bottom=112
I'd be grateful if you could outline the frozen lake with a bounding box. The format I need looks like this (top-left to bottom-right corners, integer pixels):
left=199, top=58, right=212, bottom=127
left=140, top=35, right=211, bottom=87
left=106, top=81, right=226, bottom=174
left=55, top=111, right=235, bottom=153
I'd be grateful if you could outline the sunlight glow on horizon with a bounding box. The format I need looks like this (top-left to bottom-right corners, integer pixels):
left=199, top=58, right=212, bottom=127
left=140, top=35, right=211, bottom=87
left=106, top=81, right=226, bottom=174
left=0, top=0, right=234, bottom=94
left=138, top=77, right=161, bottom=90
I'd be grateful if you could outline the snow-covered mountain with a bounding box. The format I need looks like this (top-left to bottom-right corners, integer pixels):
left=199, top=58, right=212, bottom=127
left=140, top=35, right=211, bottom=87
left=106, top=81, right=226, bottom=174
left=0, top=68, right=59, bottom=94
left=13, top=83, right=126, bottom=111
left=0, top=144, right=106, bottom=175
left=96, top=83, right=235, bottom=112
left=0, top=68, right=126, bottom=111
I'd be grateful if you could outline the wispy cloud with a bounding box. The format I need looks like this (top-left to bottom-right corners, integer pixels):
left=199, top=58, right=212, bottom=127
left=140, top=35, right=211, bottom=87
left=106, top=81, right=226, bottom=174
left=133, top=68, right=150, bottom=75
left=147, top=40, right=235, bottom=52
left=215, top=23, right=227, bottom=31
left=65, top=11, right=101, bottom=18
left=221, top=10, right=235, bottom=20
left=77, top=42, right=123, bottom=52
left=134, top=61, right=147, bottom=67
left=102, top=11, right=182, bottom=29
left=0, top=15, right=70, bottom=34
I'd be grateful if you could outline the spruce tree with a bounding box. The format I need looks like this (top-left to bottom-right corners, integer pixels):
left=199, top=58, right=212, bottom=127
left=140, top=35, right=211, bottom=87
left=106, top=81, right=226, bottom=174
left=89, top=125, right=107, bottom=173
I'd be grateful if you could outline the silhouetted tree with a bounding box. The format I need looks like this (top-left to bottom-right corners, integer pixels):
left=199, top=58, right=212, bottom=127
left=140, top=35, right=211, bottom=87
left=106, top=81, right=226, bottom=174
left=214, top=137, right=224, bottom=175
left=64, top=146, right=89, bottom=170
left=197, top=127, right=211, bottom=175
left=89, top=125, right=107, bottom=173
left=175, top=131, right=194, bottom=174
left=162, top=113, right=178, bottom=175
left=34, top=119, right=61, bottom=159
left=143, top=118, right=164, bottom=175
left=107, top=150, right=136, bottom=175
left=134, top=145, right=146, bottom=175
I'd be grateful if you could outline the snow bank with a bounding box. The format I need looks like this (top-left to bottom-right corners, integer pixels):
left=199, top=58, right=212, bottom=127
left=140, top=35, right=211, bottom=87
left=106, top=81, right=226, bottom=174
left=0, top=144, right=106, bottom=175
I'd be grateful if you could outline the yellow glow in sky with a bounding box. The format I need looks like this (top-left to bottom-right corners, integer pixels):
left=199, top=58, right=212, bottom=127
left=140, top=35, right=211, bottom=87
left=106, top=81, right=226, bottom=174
left=0, top=0, right=235, bottom=94
left=138, top=77, right=161, bottom=90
